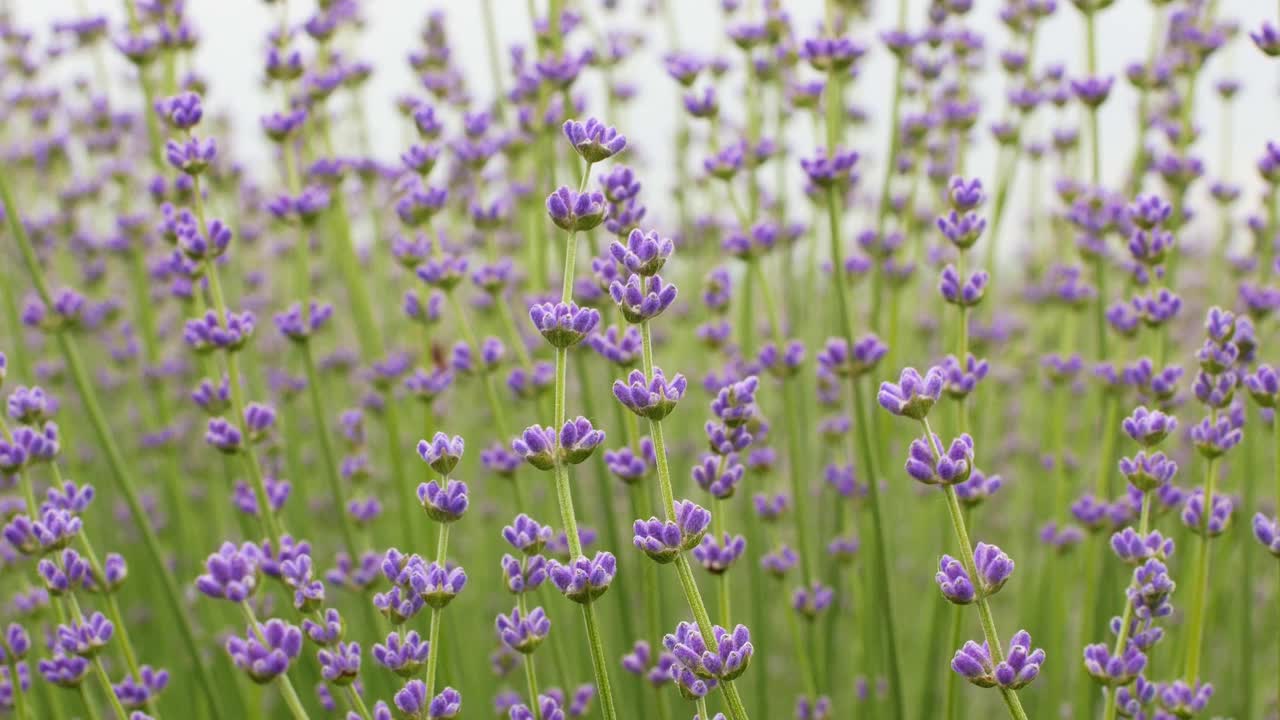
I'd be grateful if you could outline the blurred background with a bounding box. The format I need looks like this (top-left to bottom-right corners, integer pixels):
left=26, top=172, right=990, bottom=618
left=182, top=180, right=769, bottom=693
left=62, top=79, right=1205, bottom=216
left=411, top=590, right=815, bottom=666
left=8, top=0, right=1279, bottom=257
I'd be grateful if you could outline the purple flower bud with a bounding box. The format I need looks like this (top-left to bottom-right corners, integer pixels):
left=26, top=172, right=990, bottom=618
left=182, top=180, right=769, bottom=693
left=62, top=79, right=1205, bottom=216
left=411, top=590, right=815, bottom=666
left=562, top=118, right=626, bottom=163
left=547, top=552, right=616, bottom=603
left=496, top=605, right=551, bottom=654
left=529, top=301, right=601, bottom=349
left=613, top=368, right=687, bottom=420
left=1082, top=644, right=1145, bottom=686
left=878, top=366, right=945, bottom=419
left=546, top=187, right=608, bottom=232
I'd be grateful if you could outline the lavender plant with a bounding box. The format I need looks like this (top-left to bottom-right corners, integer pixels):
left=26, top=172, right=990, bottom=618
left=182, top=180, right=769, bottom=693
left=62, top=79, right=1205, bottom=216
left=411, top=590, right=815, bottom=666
left=2, top=1, right=1280, bottom=719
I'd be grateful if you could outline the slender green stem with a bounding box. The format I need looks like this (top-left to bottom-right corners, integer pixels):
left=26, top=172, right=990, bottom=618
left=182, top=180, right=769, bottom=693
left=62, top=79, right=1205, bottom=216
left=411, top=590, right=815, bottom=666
left=346, top=686, right=373, bottom=720
left=523, top=652, right=542, bottom=718
left=4, top=652, right=27, bottom=720
left=580, top=601, right=619, bottom=720
left=91, top=656, right=130, bottom=720
left=425, top=523, right=450, bottom=702
left=300, top=342, right=361, bottom=553
left=1182, top=455, right=1218, bottom=683
left=79, top=683, right=104, bottom=720
left=276, top=670, right=313, bottom=720
left=783, top=590, right=820, bottom=699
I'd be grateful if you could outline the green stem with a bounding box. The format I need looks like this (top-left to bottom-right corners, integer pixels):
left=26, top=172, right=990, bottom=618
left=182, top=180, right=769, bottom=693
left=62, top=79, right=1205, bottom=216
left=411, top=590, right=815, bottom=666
left=1182, top=455, right=1218, bottom=683
left=581, top=601, right=619, bottom=720
left=276, top=671, right=313, bottom=720
left=425, top=523, right=449, bottom=702
left=300, top=343, right=361, bottom=554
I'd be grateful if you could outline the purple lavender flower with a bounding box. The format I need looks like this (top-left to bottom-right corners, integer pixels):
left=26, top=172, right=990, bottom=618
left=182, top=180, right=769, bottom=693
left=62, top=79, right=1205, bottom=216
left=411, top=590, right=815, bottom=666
left=1254, top=514, right=1280, bottom=557
left=317, top=641, right=361, bottom=685
left=939, top=265, right=989, bottom=306
left=633, top=500, right=711, bottom=563
left=904, top=433, right=974, bottom=485
left=610, top=228, right=673, bottom=276
left=1181, top=488, right=1234, bottom=536
left=1121, top=407, right=1177, bottom=448
left=547, top=552, right=616, bottom=603
left=225, top=619, right=302, bottom=684
left=195, top=542, right=261, bottom=602
left=546, top=187, right=608, bottom=232
left=274, top=301, right=334, bottom=343
left=792, top=582, right=835, bottom=619
left=512, top=417, right=605, bottom=470
left=528, top=301, right=601, bottom=348
left=951, top=630, right=1044, bottom=690
left=691, top=454, right=744, bottom=499
left=373, top=630, right=431, bottom=678
left=935, top=555, right=975, bottom=605
left=1244, top=364, right=1280, bottom=407
left=693, top=533, right=746, bottom=574
left=1111, top=527, right=1175, bottom=565
left=1189, top=415, right=1242, bottom=458
left=417, top=432, right=464, bottom=475
left=878, top=366, right=945, bottom=419
left=500, top=553, right=547, bottom=594
left=38, top=653, right=90, bottom=687
left=112, top=664, right=169, bottom=710
left=1157, top=680, right=1213, bottom=716
left=562, top=118, right=626, bottom=162
left=818, top=334, right=888, bottom=378
left=165, top=135, right=216, bottom=175
left=586, top=325, right=643, bottom=366
left=663, top=621, right=753, bottom=681
left=496, top=605, right=551, bottom=654
left=416, top=479, right=469, bottom=523
left=609, top=273, right=678, bottom=323
left=800, top=147, right=859, bottom=188
left=503, top=514, right=554, bottom=555
left=1082, top=644, right=1145, bottom=686
left=613, top=368, right=687, bottom=420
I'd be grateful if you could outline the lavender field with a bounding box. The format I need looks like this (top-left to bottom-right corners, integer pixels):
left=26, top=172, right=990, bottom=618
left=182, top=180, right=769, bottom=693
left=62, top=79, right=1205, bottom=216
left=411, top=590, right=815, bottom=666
left=1, top=0, right=1279, bottom=718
